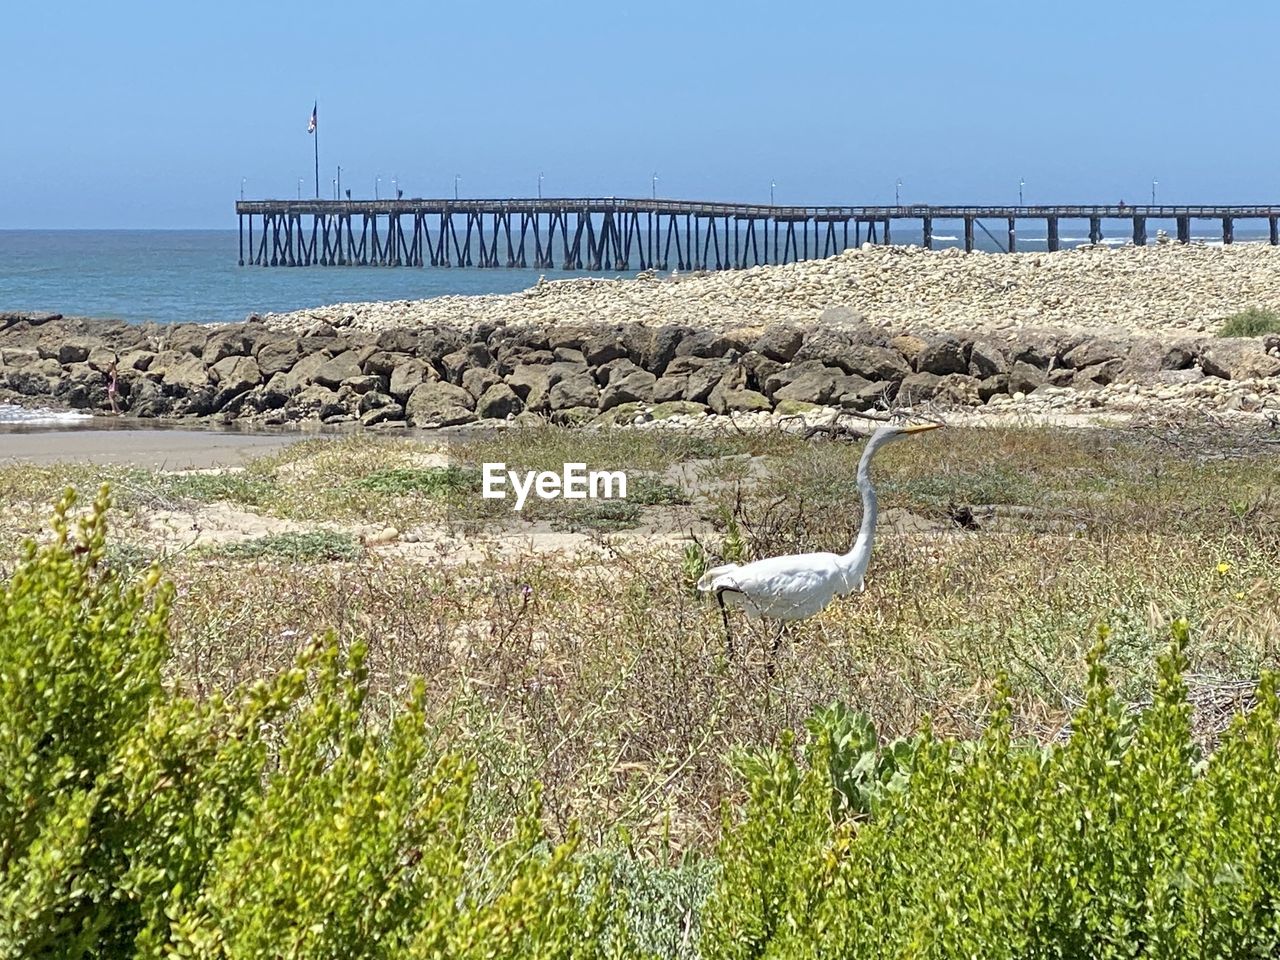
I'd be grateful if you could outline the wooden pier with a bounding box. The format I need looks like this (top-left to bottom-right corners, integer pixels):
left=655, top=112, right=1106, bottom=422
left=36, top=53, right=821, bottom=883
left=234, top=199, right=1280, bottom=269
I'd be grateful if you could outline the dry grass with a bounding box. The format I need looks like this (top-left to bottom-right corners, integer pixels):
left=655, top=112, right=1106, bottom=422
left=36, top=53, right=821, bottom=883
left=2, top=415, right=1279, bottom=853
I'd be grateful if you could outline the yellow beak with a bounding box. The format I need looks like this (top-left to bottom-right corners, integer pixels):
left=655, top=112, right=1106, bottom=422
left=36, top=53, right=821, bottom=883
left=900, top=422, right=942, bottom=434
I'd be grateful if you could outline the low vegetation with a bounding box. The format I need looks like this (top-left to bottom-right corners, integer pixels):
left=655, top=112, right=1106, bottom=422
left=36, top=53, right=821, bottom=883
left=1217, top=306, right=1280, bottom=337
left=2, top=418, right=1279, bottom=955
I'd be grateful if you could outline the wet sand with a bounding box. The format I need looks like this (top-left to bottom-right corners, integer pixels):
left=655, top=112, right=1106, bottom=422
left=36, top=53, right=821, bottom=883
left=0, top=427, right=318, bottom=468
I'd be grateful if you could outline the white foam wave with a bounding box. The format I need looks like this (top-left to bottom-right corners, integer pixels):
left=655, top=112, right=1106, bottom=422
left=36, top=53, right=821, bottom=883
left=0, top=403, right=93, bottom=425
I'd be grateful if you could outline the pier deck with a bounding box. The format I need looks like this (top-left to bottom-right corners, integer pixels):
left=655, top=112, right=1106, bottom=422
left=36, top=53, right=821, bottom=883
left=234, top=199, right=1280, bottom=269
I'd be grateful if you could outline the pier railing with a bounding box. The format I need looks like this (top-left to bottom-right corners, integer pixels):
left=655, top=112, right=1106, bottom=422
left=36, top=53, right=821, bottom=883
left=234, top=199, right=1280, bottom=269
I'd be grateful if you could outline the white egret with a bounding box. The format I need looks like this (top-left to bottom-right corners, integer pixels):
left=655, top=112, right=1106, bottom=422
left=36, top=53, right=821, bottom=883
left=697, top=422, right=941, bottom=653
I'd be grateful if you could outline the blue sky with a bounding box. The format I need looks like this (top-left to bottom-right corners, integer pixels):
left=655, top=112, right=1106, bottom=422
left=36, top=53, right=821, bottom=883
left=1, top=1, right=1274, bottom=228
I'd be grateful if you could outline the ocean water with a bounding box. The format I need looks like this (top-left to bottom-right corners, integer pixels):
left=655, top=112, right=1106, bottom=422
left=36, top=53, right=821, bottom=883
left=2, top=225, right=1271, bottom=328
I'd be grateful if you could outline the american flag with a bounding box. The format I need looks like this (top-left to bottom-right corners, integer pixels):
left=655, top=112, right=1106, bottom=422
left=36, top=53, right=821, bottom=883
left=307, top=103, right=317, bottom=134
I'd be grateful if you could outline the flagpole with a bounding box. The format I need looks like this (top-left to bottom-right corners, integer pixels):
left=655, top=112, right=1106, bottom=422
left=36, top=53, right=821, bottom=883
left=313, top=102, right=320, bottom=199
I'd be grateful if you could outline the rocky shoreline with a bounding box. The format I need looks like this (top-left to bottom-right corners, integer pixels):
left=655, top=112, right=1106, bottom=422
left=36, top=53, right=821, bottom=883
left=2, top=307, right=1279, bottom=430
left=5, top=243, right=1280, bottom=430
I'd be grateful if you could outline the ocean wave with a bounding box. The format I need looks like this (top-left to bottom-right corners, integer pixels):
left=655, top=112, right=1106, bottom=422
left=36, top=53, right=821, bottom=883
left=0, top=403, right=93, bottom=425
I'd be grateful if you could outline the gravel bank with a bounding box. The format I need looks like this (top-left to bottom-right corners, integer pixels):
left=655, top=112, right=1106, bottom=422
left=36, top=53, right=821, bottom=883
left=262, top=242, right=1280, bottom=339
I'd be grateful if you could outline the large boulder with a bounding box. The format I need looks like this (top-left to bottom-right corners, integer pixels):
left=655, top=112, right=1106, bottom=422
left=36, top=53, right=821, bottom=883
left=462, top=366, right=502, bottom=400
left=441, top=343, right=493, bottom=383
left=896, top=371, right=944, bottom=404
left=209, top=355, right=262, bottom=408
left=968, top=340, right=1009, bottom=378
left=405, top=381, right=477, bottom=427
left=1200, top=341, right=1280, bottom=381
left=157, top=354, right=209, bottom=393
left=600, top=370, right=656, bottom=410
left=916, top=335, right=969, bottom=376
left=772, top=367, right=844, bottom=405
left=548, top=371, right=600, bottom=411
left=752, top=326, right=805, bottom=362
left=708, top=386, right=772, bottom=414
left=313, top=350, right=362, bottom=389
left=389, top=357, right=437, bottom=399
left=1063, top=337, right=1129, bottom=370
left=836, top=344, right=912, bottom=382
left=1008, top=360, right=1047, bottom=395
left=621, top=324, right=690, bottom=376
left=256, top=339, right=301, bottom=377
left=476, top=382, right=523, bottom=419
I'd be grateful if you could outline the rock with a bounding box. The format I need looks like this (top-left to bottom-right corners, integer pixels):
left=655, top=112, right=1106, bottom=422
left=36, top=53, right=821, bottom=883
left=209, top=355, right=262, bottom=408
left=594, top=357, right=642, bottom=386
left=126, top=377, right=171, bottom=417
left=376, top=328, right=420, bottom=354
left=553, top=346, right=587, bottom=365
left=836, top=344, right=912, bottom=382
left=582, top=332, right=627, bottom=366
left=968, top=340, right=1009, bottom=378
left=506, top=364, right=551, bottom=402
left=389, top=358, right=437, bottom=399
left=358, top=390, right=400, bottom=414
left=652, top=375, right=687, bottom=403
left=462, top=366, right=502, bottom=400
left=1008, top=360, right=1047, bottom=395
left=747, top=327, right=798, bottom=363
left=896, top=371, right=943, bottom=404
left=313, top=350, right=363, bottom=389
left=650, top=400, right=709, bottom=419
left=476, top=382, right=523, bottom=419
left=774, top=399, right=821, bottom=415
left=1153, top=367, right=1205, bottom=385
left=622, top=324, right=691, bottom=376
left=1007, top=332, right=1058, bottom=368
left=1073, top=360, right=1123, bottom=388
left=683, top=359, right=731, bottom=403
left=1063, top=338, right=1128, bottom=370
left=793, top=331, right=853, bottom=368
left=341, top=375, right=383, bottom=395
left=836, top=375, right=892, bottom=410
left=204, top=329, right=253, bottom=364
left=1201, top=341, right=1280, bottom=380
left=916, top=335, right=970, bottom=375
left=773, top=367, right=843, bottom=405
left=548, top=372, right=600, bottom=411
left=158, top=355, right=210, bottom=393
left=164, top=325, right=208, bottom=357
left=818, top=305, right=864, bottom=326
left=405, top=381, right=477, bottom=427
left=738, top=350, right=783, bottom=391
left=362, top=350, right=408, bottom=377
left=890, top=335, right=929, bottom=368
left=935, top=373, right=983, bottom=406
left=977, top=374, right=1009, bottom=401
left=441, top=343, right=493, bottom=383
left=255, top=339, right=300, bottom=377
left=2, top=368, right=54, bottom=396
left=549, top=406, right=597, bottom=426
left=286, top=384, right=347, bottom=421
left=281, top=352, right=327, bottom=392
left=600, top=369, right=656, bottom=410
left=709, top=387, right=772, bottom=414
left=57, top=342, right=91, bottom=365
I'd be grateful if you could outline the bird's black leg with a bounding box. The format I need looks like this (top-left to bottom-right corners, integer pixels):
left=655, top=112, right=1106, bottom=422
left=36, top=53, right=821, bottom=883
left=715, top=587, right=734, bottom=658
left=765, top=621, right=785, bottom=679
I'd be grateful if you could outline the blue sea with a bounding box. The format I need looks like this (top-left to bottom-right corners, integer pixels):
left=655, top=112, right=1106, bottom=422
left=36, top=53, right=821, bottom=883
left=2, top=225, right=1271, bottom=328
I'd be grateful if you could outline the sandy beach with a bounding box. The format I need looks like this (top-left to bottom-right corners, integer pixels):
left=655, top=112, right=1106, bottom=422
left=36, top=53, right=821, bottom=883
left=0, top=425, right=315, bottom=468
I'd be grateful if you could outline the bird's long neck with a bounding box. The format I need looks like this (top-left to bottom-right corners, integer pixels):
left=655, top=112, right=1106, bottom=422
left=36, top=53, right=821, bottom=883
left=837, top=433, right=884, bottom=592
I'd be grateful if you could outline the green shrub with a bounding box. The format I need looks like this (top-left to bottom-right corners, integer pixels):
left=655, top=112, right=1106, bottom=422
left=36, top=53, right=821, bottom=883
left=0, top=488, right=613, bottom=959
left=354, top=465, right=480, bottom=497
left=1217, top=307, right=1280, bottom=338
left=215, top=529, right=362, bottom=563
left=702, top=624, right=1280, bottom=960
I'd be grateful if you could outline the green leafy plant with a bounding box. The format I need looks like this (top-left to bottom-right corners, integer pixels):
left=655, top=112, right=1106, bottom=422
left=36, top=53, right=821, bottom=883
left=215, top=529, right=362, bottom=563
left=1217, top=307, right=1280, bottom=338
left=0, top=488, right=616, bottom=959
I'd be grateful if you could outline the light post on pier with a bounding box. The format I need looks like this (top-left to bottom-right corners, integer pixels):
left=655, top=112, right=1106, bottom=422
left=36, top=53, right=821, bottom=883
left=770, top=180, right=776, bottom=205
left=297, top=178, right=303, bottom=200
left=391, top=176, right=398, bottom=199
left=336, top=165, right=342, bottom=198
left=375, top=176, right=380, bottom=200
left=895, top=178, right=902, bottom=206
left=538, top=172, right=544, bottom=198
left=652, top=172, right=658, bottom=200
left=332, top=178, right=337, bottom=199
left=1151, top=179, right=1158, bottom=206
left=454, top=175, right=461, bottom=201
left=1019, top=178, right=1025, bottom=206
left=240, top=177, right=246, bottom=201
